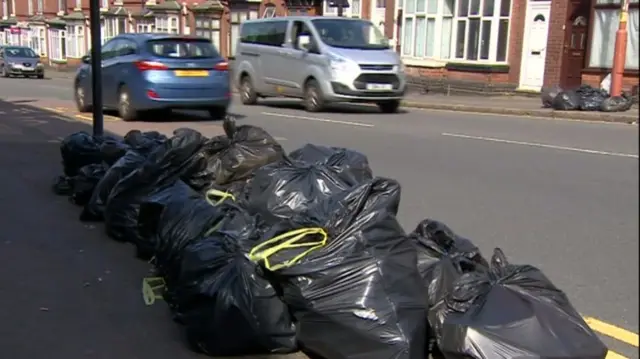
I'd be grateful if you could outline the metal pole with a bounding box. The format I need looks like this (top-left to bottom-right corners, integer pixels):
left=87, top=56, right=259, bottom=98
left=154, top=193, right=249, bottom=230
left=337, top=0, right=344, bottom=16
left=89, top=0, right=104, bottom=136
left=610, top=0, right=630, bottom=97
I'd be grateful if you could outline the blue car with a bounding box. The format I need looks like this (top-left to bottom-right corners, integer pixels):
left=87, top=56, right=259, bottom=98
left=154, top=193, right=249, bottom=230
left=74, top=33, right=231, bottom=121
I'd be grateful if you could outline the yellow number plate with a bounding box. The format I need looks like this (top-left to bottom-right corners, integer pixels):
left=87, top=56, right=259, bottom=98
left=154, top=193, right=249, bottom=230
left=174, top=70, right=209, bottom=77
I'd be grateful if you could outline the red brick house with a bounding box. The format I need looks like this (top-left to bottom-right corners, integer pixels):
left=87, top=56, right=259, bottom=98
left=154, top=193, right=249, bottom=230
left=544, top=0, right=639, bottom=92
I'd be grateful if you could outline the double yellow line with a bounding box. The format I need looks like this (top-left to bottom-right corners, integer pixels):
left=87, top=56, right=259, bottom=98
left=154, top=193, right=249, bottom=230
left=583, top=316, right=639, bottom=359
left=43, top=107, right=121, bottom=122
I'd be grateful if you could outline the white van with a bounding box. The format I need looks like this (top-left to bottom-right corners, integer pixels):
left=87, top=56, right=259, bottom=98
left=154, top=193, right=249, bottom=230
left=233, top=16, right=406, bottom=113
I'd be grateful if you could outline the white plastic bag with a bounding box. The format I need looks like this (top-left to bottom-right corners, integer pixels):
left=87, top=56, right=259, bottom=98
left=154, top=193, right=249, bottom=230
left=600, top=73, right=612, bottom=95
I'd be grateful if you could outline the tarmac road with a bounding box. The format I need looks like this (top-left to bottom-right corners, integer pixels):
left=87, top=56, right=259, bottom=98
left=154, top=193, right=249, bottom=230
left=0, top=75, right=638, bottom=359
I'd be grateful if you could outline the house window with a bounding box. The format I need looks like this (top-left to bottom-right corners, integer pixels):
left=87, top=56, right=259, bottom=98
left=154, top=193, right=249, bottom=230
left=588, top=2, right=639, bottom=70
left=66, top=24, right=85, bottom=58
left=28, top=0, right=33, bottom=15
left=2, top=0, right=7, bottom=18
left=156, top=16, right=179, bottom=33
left=377, top=0, right=385, bottom=8
left=324, top=1, right=336, bottom=14
left=402, top=0, right=454, bottom=59
left=37, top=0, right=43, bottom=13
left=101, top=0, right=108, bottom=8
left=30, top=27, right=46, bottom=56
left=230, top=10, right=258, bottom=57
left=263, top=4, right=276, bottom=17
left=452, top=0, right=510, bottom=62
left=136, top=19, right=154, bottom=33
left=58, top=0, right=63, bottom=12
left=352, top=0, right=361, bottom=17
left=103, top=17, right=126, bottom=43
left=75, top=0, right=81, bottom=8
left=48, top=28, right=67, bottom=61
left=194, top=17, right=221, bottom=51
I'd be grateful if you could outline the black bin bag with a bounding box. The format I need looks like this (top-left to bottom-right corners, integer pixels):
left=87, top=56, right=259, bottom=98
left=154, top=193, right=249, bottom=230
left=60, top=132, right=120, bottom=176
left=182, top=117, right=285, bottom=192
left=431, top=248, right=608, bottom=359
left=552, top=90, right=581, bottom=111
left=247, top=158, right=354, bottom=223
left=69, top=163, right=109, bottom=206
left=250, top=178, right=427, bottom=359
left=104, top=128, right=206, bottom=243
left=175, top=234, right=297, bottom=356
left=289, top=144, right=373, bottom=185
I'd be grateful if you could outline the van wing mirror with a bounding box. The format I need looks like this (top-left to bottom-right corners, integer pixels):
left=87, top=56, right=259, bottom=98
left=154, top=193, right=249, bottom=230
left=81, top=55, right=91, bottom=64
left=298, top=34, right=312, bottom=51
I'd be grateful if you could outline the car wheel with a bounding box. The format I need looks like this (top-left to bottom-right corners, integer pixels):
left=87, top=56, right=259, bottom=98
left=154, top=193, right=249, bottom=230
left=208, top=106, right=227, bottom=120
left=1, top=66, right=9, bottom=78
left=304, top=79, right=325, bottom=112
left=37, top=74, right=44, bottom=79
left=377, top=100, right=401, bottom=114
left=240, top=75, right=258, bottom=105
left=74, top=83, right=91, bottom=113
left=117, top=85, right=138, bottom=122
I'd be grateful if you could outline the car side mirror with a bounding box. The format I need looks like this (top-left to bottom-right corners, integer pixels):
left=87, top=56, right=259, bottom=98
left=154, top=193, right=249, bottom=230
left=81, top=55, right=91, bottom=64
left=298, top=34, right=312, bottom=52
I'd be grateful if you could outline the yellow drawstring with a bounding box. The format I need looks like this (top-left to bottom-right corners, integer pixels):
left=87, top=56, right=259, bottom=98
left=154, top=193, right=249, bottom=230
left=142, top=277, right=166, bottom=306
left=205, top=188, right=235, bottom=206
left=249, top=227, right=328, bottom=271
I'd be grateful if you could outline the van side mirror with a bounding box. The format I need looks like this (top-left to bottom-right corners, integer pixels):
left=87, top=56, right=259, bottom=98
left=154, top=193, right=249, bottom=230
left=81, top=55, right=91, bottom=64
left=298, top=34, right=312, bottom=51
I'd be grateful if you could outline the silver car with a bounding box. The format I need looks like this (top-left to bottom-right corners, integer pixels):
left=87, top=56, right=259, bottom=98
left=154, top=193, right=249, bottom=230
left=234, top=16, right=406, bottom=113
left=0, top=46, right=45, bottom=79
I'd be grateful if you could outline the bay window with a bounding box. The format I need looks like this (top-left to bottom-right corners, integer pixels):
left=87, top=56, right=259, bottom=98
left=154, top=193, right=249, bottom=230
left=323, top=1, right=336, bottom=15
left=588, top=0, right=639, bottom=70
left=402, top=0, right=509, bottom=62
left=352, top=0, right=361, bottom=17
left=30, top=27, right=46, bottom=56
left=402, top=0, right=453, bottom=59
left=136, top=19, right=154, bottom=33
left=194, top=17, right=221, bottom=51
left=229, top=10, right=258, bottom=57
left=48, top=28, right=67, bottom=61
left=155, top=16, right=179, bottom=34
left=103, top=17, right=126, bottom=43
left=66, top=24, right=85, bottom=58
left=263, top=4, right=276, bottom=17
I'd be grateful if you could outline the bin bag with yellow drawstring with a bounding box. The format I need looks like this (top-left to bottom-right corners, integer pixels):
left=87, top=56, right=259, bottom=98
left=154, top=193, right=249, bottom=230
left=289, top=143, right=373, bottom=186
left=104, top=128, right=207, bottom=244
left=176, top=234, right=297, bottom=356
left=254, top=178, right=427, bottom=359
left=247, top=157, right=354, bottom=224
left=429, top=248, right=608, bottom=359
left=181, top=117, right=285, bottom=192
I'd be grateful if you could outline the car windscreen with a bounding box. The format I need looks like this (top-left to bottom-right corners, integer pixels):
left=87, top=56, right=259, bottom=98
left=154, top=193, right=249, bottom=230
left=146, top=39, right=220, bottom=59
left=5, top=47, right=39, bottom=58
left=311, top=19, right=389, bottom=50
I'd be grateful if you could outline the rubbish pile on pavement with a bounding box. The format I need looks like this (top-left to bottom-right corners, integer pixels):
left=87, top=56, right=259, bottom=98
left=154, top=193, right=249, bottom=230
left=52, top=117, right=609, bottom=359
left=542, top=84, right=634, bottom=112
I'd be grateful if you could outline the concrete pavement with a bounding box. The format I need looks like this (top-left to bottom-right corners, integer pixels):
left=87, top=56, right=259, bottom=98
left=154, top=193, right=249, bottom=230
left=1, top=75, right=638, bottom=358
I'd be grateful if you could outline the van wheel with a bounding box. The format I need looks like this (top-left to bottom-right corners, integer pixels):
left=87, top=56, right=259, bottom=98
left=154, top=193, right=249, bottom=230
left=118, top=85, right=138, bottom=122
left=240, top=75, right=258, bottom=105
left=74, top=82, right=91, bottom=113
left=377, top=100, right=401, bottom=114
left=304, top=79, right=325, bottom=112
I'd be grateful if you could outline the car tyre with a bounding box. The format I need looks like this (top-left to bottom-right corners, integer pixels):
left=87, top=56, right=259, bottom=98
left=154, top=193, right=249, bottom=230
left=1, top=66, right=9, bottom=78
left=240, top=75, right=258, bottom=105
left=377, top=100, right=401, bottom=114
left=74, top=82, right=91, bottom=113
left=37, top=74, right=44, bottom=79
left=304, top=79, right=325, bottom=112
left=117, top=85, right=138, bottom=122
left=208, top=106, right=227, bottom=120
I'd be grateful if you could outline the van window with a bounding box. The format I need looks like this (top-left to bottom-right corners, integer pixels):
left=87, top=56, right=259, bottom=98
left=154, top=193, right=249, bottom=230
left=312, top=18, right=389, bottom=50
left=240, top=21, right=287, bottom=47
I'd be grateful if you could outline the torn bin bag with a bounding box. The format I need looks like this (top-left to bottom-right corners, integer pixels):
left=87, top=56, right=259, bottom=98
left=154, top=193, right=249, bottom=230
left=177, top=234, right=297, bottom=356
left=251, top=178, right=426, bottom=359
left=289, top=144, right=373, bottom=185
left=432, top=248, right=608, bottom=359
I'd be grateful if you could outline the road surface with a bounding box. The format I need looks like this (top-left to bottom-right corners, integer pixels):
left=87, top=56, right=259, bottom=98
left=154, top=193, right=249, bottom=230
left=0, top=75, right=638, bottom=358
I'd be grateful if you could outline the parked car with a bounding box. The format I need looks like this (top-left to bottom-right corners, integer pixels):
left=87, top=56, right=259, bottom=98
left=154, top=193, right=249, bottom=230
left=234, top=16, right=406, bottom=113
left=74, top=33, right=231, bottom=121
left=0, top=46, right=45, bottom=79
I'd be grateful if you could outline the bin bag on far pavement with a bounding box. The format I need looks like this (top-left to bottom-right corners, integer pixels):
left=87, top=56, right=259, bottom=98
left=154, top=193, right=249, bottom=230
left=576, top=85, right=609, bottom=111
left=182, top=117, right=285, bottom=192
left=104, top=128, right=206, bottom=243
left=431, top=248, right=608, bottom=359
left=289, top=143, right=373, bottom=185
left=601, top=93, right=634, bottom=112
left=177, top=235, right=297, bottom=356
left=60, top=132, right=121, bottom=176
left=247, top=158, right=354, bottom=223
left=81, top=150, right=147, bottom=221
left=69, top=163, right=109, bottom=206
left=541, top=85, right=562, bottom=108
left=252, top=178, right=426, bottom=359
left=552, top=90, right=581, bottom=111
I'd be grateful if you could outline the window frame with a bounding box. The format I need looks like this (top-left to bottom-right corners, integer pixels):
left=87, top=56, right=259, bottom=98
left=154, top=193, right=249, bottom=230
left=194, top=15, right=222, bottom=51
left=401, top=0, right=455, bottom=61
left=65, top=23, right=85, bottom=58
left=585, top=0, right=640, bottom=72
left=155, top=15, right=180, bottom=34
left=229, top=8, right=259, bottom=57
left=136, top=19, right=154, bottom=33
left=263, top=4, right=276, bottom=18
left=48, top=28, right=67, bottom=61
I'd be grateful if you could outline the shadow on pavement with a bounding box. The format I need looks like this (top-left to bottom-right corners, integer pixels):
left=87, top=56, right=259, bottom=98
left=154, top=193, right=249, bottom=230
left=259, top=98, right=409, bottom=115
left=0, top=99, right=305, bottom=359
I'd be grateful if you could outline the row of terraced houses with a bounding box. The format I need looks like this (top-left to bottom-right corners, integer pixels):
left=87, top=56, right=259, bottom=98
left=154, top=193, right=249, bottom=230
left=1, top=0, right=638, bottom=93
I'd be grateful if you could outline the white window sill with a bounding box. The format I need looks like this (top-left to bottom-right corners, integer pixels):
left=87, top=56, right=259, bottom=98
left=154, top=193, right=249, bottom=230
left=401, top=57, right=448, bottom=68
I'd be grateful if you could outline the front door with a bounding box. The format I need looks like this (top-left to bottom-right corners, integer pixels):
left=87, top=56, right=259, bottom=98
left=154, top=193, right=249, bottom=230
left=519, top=0, right=551, bottom=91
left=560, top=0, right=590, bottom=89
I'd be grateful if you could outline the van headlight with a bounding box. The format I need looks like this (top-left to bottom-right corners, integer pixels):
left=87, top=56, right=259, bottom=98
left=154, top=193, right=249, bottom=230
left=328, top=54, right=351, bottom=76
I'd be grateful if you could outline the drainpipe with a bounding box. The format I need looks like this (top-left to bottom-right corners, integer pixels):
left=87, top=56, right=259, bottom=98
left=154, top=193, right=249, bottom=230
left=609, top=0, right=629, bottom=96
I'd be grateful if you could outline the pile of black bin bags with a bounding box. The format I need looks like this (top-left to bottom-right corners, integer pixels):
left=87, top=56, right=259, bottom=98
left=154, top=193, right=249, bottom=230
left=52, top=117, right=609, bottom=359
left=542, top=84, right=634, bottom=112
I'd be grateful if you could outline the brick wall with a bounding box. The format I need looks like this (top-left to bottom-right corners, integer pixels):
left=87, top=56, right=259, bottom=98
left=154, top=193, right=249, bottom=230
left=543, top=0, right=569, bottom=87
left=582, top=72, right=640, bottom=91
